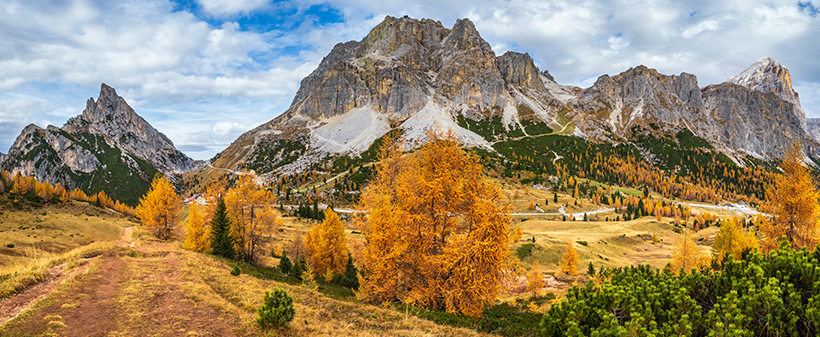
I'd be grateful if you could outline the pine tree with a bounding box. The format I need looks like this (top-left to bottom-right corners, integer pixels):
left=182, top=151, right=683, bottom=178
left=560, top=241, right=579, bottom=276
left=278, top=251, right=292, bottom=275
left=210, top=198, right=235, bottom=259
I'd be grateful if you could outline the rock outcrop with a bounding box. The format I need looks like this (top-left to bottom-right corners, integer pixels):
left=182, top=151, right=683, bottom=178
left=216, top=16, right=566, bottom=176
left=728, top=57, right=804, bottom=129
left=701, top=82, right=804, bottom=159
left=1, top=84, right=200, bottom=205
left=216, top=16, right=810, bottom=177
left=63, top=84, right=197, bottom=173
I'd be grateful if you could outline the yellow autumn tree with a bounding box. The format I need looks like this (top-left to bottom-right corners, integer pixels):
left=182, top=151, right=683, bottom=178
left=136, top=175, right=180, bottom=240
left=712, top=216, right=758, bottom=263
left=224, top=175, right=283, bottom=263
left=306, top=209, right=348, bottom=281
left=670, top=229, right=709, bottom=274
left=760, top=142, right=820, bottom=252
left=358, top=130, right=511, bottom=317
left=559, top=241, right=579, bottom=276
left=511, top=225, right=523, bottom=243
left=526, top=262, right=546, bottom=297
left=182, top=203, right=210, bottom=252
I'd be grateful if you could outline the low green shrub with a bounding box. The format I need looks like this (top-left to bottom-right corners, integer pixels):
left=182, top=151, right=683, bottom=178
left=257, top=288, right=295, bottom=330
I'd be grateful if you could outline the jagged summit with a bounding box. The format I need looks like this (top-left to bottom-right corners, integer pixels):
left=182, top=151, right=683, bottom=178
left=727, top=57, right=804, bottom=128
left=215, top=15, right=568, bottom=176
left=64, top=83, right=196, bottom=173
left=214, top=17, right=813, bottom=179
left=2, top=84, right=201, bottom=205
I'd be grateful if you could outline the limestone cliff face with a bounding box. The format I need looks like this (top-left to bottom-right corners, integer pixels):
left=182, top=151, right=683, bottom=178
left=217, top=16, right=566, bottom=176
left=571, top=66, right=710, bottom=141
left=1, top=84, right=200, bottom=205
left=217, top=16, right=811, bottom=178
left=701, top=82, right=804, bottom=159
left=728, top=57, right=804, bottom=129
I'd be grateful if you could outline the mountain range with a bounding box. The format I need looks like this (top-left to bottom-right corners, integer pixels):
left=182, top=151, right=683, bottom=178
left=1, top=15, right=817, bottom=199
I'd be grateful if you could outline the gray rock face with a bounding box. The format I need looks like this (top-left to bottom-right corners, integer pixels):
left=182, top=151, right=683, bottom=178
left=64, top=84, right=197, bottom=173
left=218, top=16, right=810, bottom=177
left=806, top=118, right=820, bottom=140
left=2, top=84, right=201, bottom=204
left=702, top=82, right=804, bottom=159
left=1, top=124, right=100, bottom=189
left=0, top=151, right=5, bottom=166
left=571, top=66, right=709, bottom=140
left=728, top=57, right=804, bottom=129
left=218, top=16, right=565, bottom=176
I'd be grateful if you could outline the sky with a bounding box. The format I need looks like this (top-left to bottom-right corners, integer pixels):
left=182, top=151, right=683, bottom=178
left=1, top=0, right=819, bottom=160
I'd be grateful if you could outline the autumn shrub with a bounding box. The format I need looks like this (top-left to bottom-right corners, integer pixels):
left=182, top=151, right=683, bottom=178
left=256, top=288, right=295, bottom=330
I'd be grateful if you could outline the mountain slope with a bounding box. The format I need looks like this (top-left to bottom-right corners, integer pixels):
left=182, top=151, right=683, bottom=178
left=216, top=16, right=809, bottom=179
left=1, top=84, right=199, bottom=205
left=214, top=17, right=567, bottom=177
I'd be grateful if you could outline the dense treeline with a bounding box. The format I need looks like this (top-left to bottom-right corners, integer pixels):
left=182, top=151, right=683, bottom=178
left=1, top=169, right=135, bottom=214
left=541, top=241, right=820, bottom=336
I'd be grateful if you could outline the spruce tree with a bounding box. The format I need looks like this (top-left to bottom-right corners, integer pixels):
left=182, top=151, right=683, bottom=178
left=278, top=251, right=292, bottom=275
left=210, top=198, right=235, bottom=259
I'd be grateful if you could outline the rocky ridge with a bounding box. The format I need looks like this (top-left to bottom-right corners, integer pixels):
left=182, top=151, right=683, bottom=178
left=215, top=16, right=568, bottom=176
left=1, top=84, right=200, bottom=205
left=216, top=16, right=812, bottom=178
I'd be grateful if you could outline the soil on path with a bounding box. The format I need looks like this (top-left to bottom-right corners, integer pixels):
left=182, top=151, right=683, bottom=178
left=1, top=228, right=242, bottom=336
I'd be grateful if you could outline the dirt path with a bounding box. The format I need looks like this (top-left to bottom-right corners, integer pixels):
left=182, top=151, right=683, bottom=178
left=1, top=233, right=242, bottom=336
left=0, top=255, right=101, bottom=327
left=0, top=227, right=133, bottom=328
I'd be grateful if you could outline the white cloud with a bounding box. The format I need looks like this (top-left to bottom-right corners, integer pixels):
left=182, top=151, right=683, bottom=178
left=1, top=0, right=819, bottom=159
left=197, top=0, right=268, bottom=16
left=682, top=19, right=720, bottom=38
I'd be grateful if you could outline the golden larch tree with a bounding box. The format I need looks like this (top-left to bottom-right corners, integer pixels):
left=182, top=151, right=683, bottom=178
left=306, top=209, right=349, bottom=281
left=183, top=202, right=210, bottom=252
left=358, top=131, right=511, bottom=317
left=712, top=216, right=758, bottom=263
left=559, top=241, right=579, bottom=276
left=511, top=224, right=523, bottom=243
left=670, top=229, right=709, bottom=273
left=225, top=175, right=283, bottom=263
left=136, top=175, right=180, bottom=240
left=761, top=142, right=820, bottom=252
left=526, top=262, right=546, bottom=296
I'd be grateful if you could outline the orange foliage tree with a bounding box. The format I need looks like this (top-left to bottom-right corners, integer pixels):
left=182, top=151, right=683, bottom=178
left=183, top=203, right=210, bottom=252
left=136, top=175, right=180, bottom=240
left=559, top=241, right=579, bottom=276
left=711, top=216, right=758, bottom=263
left=358, top=131, right=511, bottom=317
left=225, top=175, right=282, bottom=263
left=306, top=208, right=348, bottom=281
left=670, top=229, right=709, bottom=273
left=760, top=142, right=820, bottom=252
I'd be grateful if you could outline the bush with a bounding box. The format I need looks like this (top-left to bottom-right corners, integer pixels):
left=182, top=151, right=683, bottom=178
left=576, top=241, right=588, bottom=246
left=257, top=288, right=295, bottom=330
left=6, top=244, right=13, bottom=248
left=231, top=265, right=241, bottom=276
left=516, top=243, right=535, bottom=260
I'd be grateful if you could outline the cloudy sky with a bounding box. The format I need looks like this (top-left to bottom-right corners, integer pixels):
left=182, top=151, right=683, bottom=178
left=1, top=0, right=818, bottom=159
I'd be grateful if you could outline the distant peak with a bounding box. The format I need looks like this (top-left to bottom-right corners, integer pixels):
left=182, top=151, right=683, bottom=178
left=728, top=57, right=800, bottom=108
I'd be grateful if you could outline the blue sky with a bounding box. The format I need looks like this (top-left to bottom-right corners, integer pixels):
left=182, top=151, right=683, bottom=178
left=1, top=0, right=819, bottom=160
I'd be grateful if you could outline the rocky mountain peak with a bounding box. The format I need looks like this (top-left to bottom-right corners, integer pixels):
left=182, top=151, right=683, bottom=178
left=63, top=83, right=197, bottom=173
left=728, top=57, right=804, bottom=128
left=728, top=57, right=799, bottom=105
